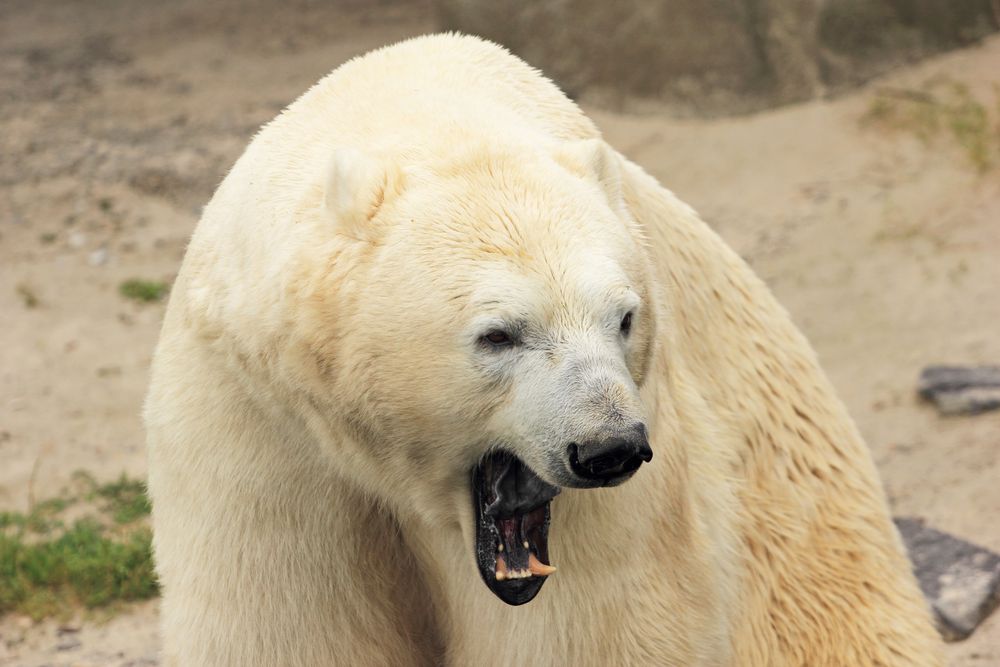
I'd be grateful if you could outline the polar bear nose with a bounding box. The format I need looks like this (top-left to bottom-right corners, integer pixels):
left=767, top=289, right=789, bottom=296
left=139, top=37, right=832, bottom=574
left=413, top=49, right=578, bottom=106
left=567, top=423, right=652, bottom=485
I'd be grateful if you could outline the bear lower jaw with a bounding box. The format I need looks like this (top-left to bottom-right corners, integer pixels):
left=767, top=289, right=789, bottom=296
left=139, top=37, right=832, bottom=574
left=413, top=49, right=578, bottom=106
left=472, top=451, right=560, bottom=605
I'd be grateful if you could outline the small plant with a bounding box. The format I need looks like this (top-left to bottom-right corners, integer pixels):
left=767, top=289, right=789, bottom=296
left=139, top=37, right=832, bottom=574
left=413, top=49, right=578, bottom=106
left=946, top=82, right=991, bottom=172
left=89, top=473, right=152, bottom=524
left=862, top=77, right=1000, bottom=173
left=0, top=473, right=157, bottom=619
left=119, top=278, right=168, bottom=303
left=16, top=283, right=40, bottom=308
left=864, top=90, right=941, bottom=143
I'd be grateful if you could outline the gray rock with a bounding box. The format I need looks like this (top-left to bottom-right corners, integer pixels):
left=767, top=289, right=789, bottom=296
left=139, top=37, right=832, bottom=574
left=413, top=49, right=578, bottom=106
left=932, top=388, right=1000, bottom=416
left=895, top=517, right=1000, bottom=641
left=918, top=365, right=1000, bottom=416
left=55, top=624, right=80, bottom=636
left=87, top=245, right=110, bottom=266
left=436, top=0, right=999, bottom=114
left=67, top=231, right=87, bottom=249
left=55, top=637, right=81, bottom=651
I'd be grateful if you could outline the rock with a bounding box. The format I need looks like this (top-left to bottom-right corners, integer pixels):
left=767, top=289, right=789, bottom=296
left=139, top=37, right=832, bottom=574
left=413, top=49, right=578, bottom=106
left=918, top=365, right=1000, bottom=416
left=87, top=245, right=110, bottom=266
left=895, top=517, right=1000, bottom=641
left=436, top=0, right=999, bottom=114
left=919, top=366, right=1000, bottom=395
left=56, top=623, right=81, bottom=636
left=68, top=231, right=87, bottom=249
left=56, top=637, right=82, bottom=651
left=931, top=388, right=1000, bottom=415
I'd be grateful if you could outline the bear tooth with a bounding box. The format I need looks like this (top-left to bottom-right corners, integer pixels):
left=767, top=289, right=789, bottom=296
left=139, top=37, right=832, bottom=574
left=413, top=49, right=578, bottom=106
left=528, top=553, right=557, bottom=576
left=522, top=541, right=529, bottom=549
left=495, top=555, right=508, bottom=581
left=497, top=544, right=504, bottom=552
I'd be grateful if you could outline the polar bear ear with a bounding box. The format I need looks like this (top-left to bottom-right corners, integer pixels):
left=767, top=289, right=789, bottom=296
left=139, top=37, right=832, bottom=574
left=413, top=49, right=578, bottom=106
left=323, top=148, right=401, bottom=240
left=552, top=139, right=625, bottom=213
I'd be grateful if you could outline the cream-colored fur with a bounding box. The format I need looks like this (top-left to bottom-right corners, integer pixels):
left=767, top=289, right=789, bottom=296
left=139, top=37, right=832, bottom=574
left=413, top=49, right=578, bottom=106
left=144, top=34, right=944, bottom=666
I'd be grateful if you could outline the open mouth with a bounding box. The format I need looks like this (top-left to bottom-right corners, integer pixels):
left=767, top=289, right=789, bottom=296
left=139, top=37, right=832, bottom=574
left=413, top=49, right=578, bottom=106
left=472, top=451, right=561, bottom=605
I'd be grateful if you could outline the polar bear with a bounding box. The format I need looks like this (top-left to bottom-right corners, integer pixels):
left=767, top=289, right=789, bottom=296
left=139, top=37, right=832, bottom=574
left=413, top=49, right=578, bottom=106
left=144, top=34, right=943, bottom=666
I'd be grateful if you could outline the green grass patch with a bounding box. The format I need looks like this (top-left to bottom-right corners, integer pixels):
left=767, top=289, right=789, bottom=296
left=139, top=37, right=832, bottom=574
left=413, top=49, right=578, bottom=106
left=119, top=279, right=169, bottom=303
left=75, top=471, right=153, bottom=525
left=0, top=473, right=157, bottom=620
left=863, top=77, right=1000, bottom=173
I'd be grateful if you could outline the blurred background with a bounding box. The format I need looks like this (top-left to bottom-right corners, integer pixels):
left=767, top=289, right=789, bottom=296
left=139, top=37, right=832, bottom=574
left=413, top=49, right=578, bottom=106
left=1, top=1, right=998, bottom=665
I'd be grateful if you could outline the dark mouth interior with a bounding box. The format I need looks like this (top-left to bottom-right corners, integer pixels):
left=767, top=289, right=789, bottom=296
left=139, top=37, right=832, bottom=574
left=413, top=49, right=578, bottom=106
left=473, top=451, right=561, bottom=605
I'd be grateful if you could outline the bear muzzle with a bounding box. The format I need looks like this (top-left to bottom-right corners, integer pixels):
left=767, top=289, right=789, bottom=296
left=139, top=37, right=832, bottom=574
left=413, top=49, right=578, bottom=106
left=566, top=422, right=652, bottom=487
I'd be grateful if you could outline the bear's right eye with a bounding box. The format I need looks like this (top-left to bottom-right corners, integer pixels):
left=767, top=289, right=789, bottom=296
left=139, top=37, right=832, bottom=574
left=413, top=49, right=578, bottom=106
left=481, top=330, right=513, bottom=348
left=620, top=311, right=633, bottom=336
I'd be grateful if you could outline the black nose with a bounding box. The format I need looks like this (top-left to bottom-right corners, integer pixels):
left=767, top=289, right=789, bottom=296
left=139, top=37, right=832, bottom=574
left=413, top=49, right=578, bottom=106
left=568, top=424, right=652, bottom=483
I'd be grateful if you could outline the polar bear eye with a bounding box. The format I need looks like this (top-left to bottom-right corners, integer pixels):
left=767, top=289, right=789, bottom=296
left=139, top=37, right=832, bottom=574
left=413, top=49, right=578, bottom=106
left=620, top=312, right=633, bottom=336
left=481, top=330, right=513, bottom=348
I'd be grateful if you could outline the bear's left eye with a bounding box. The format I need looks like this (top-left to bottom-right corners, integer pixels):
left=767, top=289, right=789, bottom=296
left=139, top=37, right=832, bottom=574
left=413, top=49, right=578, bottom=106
left=620, top=312, right=633, bottom=336
left=481, top=329, right=513, bottom=348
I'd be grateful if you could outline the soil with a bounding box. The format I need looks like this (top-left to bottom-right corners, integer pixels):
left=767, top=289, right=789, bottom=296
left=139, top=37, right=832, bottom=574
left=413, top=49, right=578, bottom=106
left=1, top=1, right=997, bottom=664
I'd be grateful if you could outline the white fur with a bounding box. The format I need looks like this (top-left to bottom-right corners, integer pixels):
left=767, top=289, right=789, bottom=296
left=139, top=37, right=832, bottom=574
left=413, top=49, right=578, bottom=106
left=145, top=34, right=943, bottom=666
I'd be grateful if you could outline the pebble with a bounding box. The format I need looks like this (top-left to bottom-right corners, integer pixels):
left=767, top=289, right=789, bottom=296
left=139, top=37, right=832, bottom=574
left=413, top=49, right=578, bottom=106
left=88, top=245, right=110, bottom=266
left=57, top=623, right=81, bottom=636
left=918, top=365, right=1000, bottom=416
left=68, top=231, right=87, bottom=248
left=56, top=638, right=82, bottom=651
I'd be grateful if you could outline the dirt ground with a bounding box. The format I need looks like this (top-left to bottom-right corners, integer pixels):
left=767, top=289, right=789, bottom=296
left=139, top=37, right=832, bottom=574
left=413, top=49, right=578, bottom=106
left=1, top=1, right=998, bottom=665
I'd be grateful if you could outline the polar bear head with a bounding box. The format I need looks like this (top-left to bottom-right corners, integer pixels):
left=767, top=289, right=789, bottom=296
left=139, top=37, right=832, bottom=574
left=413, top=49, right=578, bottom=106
left=288, top=138, right=658, bottom=605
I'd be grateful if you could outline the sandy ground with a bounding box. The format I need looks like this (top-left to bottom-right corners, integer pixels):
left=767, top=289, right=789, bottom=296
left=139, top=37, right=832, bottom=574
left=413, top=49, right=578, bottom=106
left=1, top=1, right=998, bottom=664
